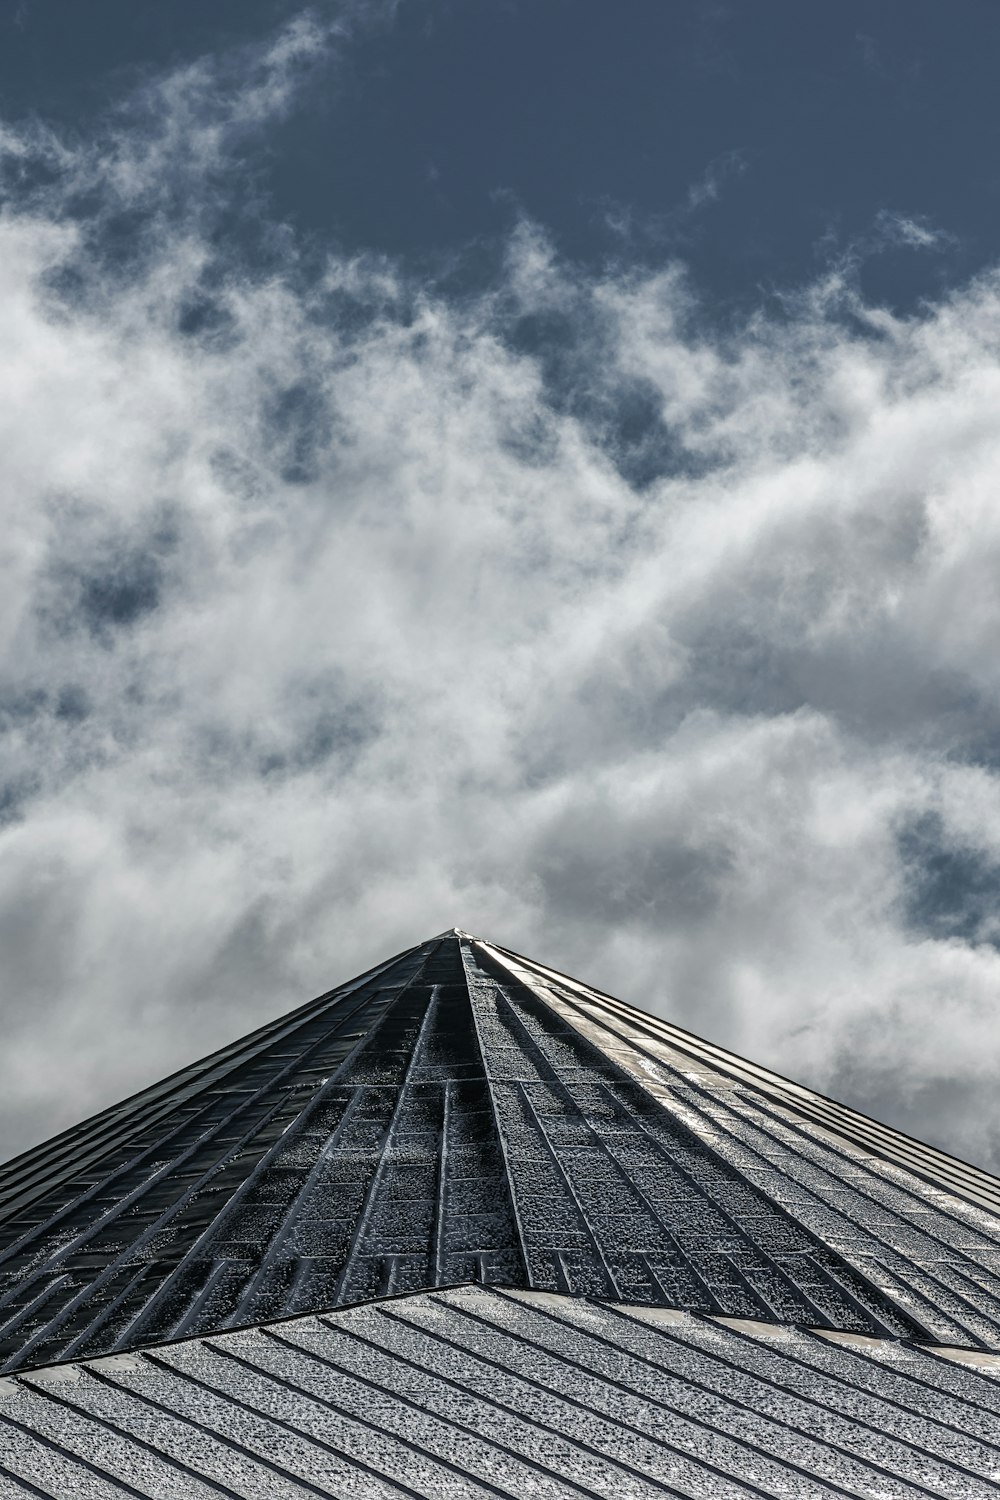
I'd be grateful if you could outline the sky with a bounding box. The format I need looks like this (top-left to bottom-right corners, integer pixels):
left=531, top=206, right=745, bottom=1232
left=3, top=1, right=1000, bottom=1172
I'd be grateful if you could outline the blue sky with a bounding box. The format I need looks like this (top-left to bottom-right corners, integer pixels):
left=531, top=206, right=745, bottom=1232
left=3, top=1, right=1000, bottom=1171
left=6, top=0, right=1000, bottom=303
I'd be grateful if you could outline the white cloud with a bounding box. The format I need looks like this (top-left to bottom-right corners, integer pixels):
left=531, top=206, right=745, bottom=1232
left=684, top=150, right=747, bottom=214
left=2, top=14, right=1000, bottom=1171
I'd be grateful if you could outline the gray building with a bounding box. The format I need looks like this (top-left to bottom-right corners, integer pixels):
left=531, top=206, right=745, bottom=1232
left=0, top=929, right=999, bottom=1495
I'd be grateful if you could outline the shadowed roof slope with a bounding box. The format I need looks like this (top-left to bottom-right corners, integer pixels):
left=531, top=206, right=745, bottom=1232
left=1, top=930, right=999, bottom=1376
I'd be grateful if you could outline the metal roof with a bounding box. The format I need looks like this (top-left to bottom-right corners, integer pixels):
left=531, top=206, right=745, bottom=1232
left=2, top=931, right=1000, bottom=1375
left=3, top=1285, right=1000, bottom=1498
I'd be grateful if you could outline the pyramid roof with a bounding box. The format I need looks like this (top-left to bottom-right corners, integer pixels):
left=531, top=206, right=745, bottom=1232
left=1, top=929, right=999, bottom=1378
left=2, top=929, right=1000, bottom=1495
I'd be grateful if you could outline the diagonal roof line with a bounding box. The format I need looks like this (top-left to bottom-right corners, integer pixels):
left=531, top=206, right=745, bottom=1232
left=474, top=935, right=1000, bottom=1221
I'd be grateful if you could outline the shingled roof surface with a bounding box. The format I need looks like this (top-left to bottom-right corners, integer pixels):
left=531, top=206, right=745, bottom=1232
left=2, top=930, right=1000, bottom=1496
left=5, top=1286, right=1000, bottom=1500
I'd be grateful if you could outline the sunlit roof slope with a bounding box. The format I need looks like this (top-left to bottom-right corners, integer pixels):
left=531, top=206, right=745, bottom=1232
left=3, top=1286, right=1000, bottom=1499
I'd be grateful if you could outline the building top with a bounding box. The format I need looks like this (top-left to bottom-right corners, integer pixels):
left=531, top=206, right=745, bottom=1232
left=0, top=930, right=999, bottom=1380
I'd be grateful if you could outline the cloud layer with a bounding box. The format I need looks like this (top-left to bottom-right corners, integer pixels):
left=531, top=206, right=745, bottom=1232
left=3, top=14, right=1000, bottom=1169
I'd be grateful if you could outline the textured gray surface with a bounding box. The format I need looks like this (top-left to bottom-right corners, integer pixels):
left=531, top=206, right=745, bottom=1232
left=3, top=1286, right=1000, bottom=1498
left=482, top=938, right=1000, bottom=1349
left=1, top=932, right=1000, bottom=1374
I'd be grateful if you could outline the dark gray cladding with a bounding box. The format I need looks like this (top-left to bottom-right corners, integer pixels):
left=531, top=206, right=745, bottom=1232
left=1, top=931, right=1000, bottom=1374
left=4, top=1287, right=1000, bottom=1499
left=0, top=933, right=525, bottom=1371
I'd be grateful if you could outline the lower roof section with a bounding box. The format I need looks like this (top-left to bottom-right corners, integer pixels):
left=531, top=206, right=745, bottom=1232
left=2, top=1285, right=1000, bottom=1499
